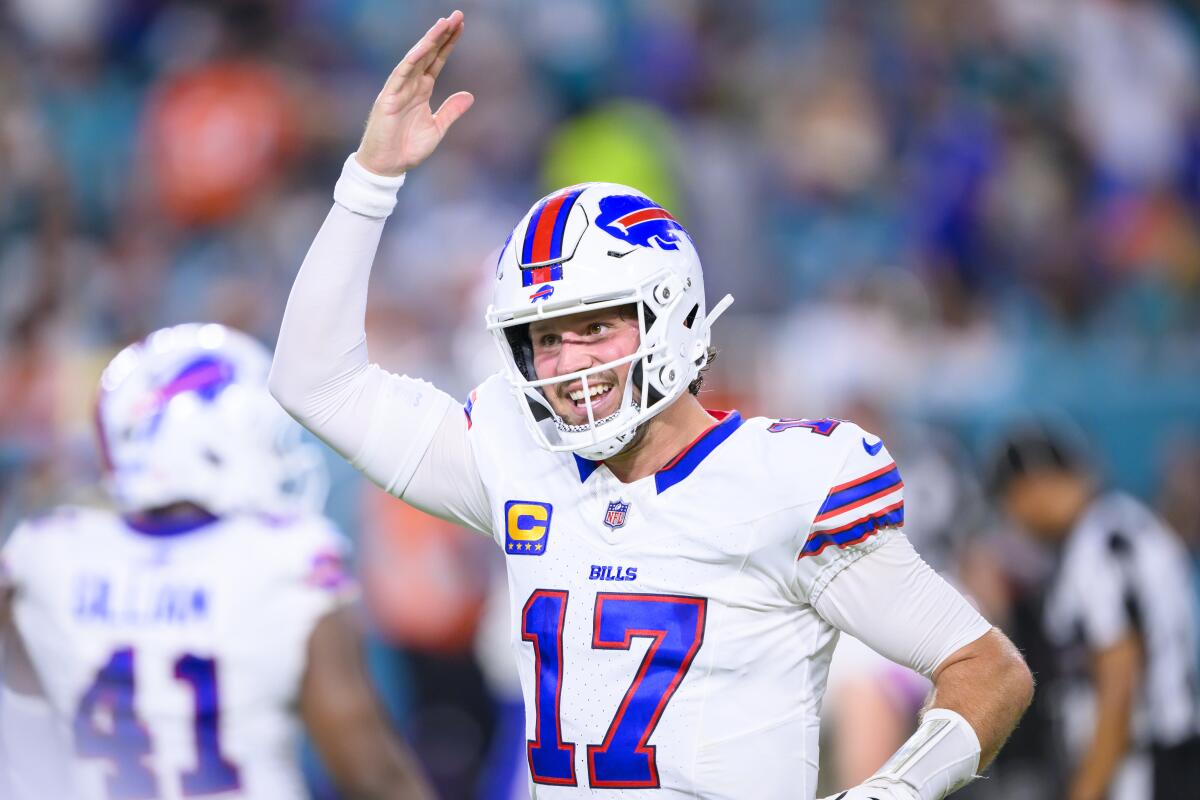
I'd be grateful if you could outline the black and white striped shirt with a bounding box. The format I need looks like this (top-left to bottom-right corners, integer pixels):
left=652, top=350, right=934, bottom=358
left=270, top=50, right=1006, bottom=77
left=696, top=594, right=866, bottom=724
left=1044, top=491, right=1200, bottom=759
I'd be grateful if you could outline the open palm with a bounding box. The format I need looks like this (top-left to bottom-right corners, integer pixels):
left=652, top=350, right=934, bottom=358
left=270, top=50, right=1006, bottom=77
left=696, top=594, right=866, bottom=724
left=356, top=10, right=473, bottom=177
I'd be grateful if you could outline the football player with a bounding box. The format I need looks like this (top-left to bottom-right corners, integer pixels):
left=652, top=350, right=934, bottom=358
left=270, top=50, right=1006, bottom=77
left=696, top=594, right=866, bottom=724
left=0, top=324, right=433, bottom=800
left=270, top=12, right=1033, bottom=799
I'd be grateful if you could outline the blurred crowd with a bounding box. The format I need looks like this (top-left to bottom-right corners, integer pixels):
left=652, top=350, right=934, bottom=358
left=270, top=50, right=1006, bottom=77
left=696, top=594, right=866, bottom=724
left=3, top=0, right=1200, bottom=798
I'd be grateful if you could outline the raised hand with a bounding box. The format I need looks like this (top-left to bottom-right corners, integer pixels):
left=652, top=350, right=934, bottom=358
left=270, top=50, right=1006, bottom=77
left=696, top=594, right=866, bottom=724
left=355, top=10, right=473, bottom=177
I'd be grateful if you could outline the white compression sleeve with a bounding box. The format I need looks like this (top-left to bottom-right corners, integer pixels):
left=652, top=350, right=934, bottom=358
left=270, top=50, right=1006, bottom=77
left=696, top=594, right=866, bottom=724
left=813, top=531, right=992, bottom=678
left=401, top=406, right=493, bottom=536
left=269, top=155, right=478, bottom=507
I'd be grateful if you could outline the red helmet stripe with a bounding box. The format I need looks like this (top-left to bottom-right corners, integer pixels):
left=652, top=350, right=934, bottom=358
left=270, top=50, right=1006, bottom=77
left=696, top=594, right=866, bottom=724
left=530, top=191, right=571, bottom=264
left=615, top=207, right=674, bottom=230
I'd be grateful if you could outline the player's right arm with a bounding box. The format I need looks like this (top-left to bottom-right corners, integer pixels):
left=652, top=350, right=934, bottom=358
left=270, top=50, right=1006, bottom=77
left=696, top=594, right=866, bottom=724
left=269, top=12, right=488, bottom=530
left=300, top=608, right=435, bottom=800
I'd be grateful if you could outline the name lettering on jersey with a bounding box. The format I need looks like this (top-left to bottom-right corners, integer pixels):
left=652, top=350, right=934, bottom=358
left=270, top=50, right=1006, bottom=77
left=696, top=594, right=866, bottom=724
left=73, top=574, right=209, bottom=625
left=588, top=565, right=638, bottom=582
left=505, top=500, right=553, bottom=555
left=767, top=417, right=842, bottom=436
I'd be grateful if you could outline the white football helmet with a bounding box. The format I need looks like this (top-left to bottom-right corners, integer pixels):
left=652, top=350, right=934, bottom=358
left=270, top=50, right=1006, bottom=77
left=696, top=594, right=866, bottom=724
left=485, top=183, right=733, bottom=460
left=95, top=323, right=327, bottom=516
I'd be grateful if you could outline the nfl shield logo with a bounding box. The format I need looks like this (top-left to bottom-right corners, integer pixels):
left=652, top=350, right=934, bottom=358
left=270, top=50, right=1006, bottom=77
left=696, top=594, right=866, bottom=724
left=603, top=500, right=630, bottom=530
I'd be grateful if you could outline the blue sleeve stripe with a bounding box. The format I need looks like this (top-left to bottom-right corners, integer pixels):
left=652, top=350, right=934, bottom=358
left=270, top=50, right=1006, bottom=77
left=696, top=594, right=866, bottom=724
left=800, top=504, right=904, bottom=559
left=815, top=465, right=901, bottom=520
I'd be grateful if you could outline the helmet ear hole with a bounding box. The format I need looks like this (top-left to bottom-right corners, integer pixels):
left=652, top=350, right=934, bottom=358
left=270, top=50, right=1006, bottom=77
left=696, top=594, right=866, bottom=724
left=504, top=325, right=536, bottom=381
left=683, top=304, right=699, bottom=329
left=631, top=359, right=665, bottom=408
left=528, top=400, right=553, bottom=422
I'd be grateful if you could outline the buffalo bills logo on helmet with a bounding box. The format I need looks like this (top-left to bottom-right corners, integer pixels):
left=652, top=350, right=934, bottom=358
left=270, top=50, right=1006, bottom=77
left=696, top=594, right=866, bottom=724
left=596, top=195, right=689, bottom=251
left=162, top=356, right=236, bottom=403
left=529, top=285, right=554, bottom=303
left=134, top=355, right=237, bottom=438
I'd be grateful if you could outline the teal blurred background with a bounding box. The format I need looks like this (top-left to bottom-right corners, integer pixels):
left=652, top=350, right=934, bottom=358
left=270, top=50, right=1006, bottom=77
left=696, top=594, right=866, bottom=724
left=2, top=1, right=1199, bottom=797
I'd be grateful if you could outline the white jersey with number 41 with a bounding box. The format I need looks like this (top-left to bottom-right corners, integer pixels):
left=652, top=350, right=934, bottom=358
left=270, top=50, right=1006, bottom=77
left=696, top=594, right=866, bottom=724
left=1, top=506, right=352, bottom=800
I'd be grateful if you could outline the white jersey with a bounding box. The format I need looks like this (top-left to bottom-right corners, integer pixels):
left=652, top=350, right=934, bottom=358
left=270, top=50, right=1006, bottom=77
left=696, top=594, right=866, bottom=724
left=268, top=194, right=994, bottom=800
left=1044, top=492, right=1200, bottom=758
left=0, top=506, right=353, bottom=800
left=390, top=375, right=990, bottom=799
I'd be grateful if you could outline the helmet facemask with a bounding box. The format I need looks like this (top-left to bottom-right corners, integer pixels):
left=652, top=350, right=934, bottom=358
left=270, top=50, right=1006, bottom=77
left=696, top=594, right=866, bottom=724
left=490, top=271, right=714, bottom=461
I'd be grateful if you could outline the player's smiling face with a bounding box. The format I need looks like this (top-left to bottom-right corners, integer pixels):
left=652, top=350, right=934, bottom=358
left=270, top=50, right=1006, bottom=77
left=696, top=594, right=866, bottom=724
left=529, top=306, right=640, bottom=426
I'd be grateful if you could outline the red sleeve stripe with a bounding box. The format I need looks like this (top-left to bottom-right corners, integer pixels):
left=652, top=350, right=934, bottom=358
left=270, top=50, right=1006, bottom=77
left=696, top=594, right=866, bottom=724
left=827, top=462, right=896, bottom=495
left=811, top=499, right=906, bottom=538
left=815, top=463, right=901, bottom=520
left=799, top=500, right=905, bottom=559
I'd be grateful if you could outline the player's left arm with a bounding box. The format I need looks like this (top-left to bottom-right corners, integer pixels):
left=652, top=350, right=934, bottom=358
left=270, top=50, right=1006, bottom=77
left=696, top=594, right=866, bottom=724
left=300, top=608, right=435, bottom=800
left=924, top=625, right=1036, bottom=770
left=798, top=427, right=1032, bottom=799
left=814, top=533, right=1034, bottom=799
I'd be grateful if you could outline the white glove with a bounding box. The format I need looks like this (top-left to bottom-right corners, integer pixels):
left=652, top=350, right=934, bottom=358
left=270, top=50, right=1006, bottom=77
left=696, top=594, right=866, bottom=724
left=821, top=778, right=919, bottom=800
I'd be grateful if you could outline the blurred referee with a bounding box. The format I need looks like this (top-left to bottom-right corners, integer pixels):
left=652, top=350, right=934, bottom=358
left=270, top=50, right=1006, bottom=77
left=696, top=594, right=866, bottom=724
left=989, top=423, right=1200, bottom=800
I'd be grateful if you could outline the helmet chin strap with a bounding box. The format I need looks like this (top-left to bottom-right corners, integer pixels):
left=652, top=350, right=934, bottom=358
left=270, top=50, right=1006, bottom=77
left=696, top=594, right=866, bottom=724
left=553, top=401, right=639, bottom=435
left=570, top=412, right=641, bottom=460
left=554, top=368, right=643, bottom=460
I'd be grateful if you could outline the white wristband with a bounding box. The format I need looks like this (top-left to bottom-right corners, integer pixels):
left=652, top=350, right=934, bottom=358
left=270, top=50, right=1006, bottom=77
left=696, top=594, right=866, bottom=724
left=870, top=708, right=981, bottom=800
left=333, top=153, right=406, bottom=218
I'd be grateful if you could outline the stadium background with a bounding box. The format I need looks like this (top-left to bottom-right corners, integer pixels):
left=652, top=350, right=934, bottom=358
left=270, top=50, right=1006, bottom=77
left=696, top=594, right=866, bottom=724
left=2, top=0, right=1199, bottom=797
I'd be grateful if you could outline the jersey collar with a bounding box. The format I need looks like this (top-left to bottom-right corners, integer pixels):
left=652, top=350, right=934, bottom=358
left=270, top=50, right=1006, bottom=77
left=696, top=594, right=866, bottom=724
left=124, top=510, right=220, bottom=538
left=572, top=410, right=744, bottom=494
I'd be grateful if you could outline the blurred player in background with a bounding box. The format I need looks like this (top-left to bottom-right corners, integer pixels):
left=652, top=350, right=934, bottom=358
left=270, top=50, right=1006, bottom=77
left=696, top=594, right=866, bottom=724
left=989, top=422, right=1200, bottom=800
left=271, top=12, right=1033, bottom=799
left=0, top=324, right=433, bottom=800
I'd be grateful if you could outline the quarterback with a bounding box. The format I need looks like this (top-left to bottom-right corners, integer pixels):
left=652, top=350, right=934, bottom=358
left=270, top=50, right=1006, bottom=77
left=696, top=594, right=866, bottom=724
left=270, top=11, right=1033, bottom=799
left=0, top=325, right=432, bottom=800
